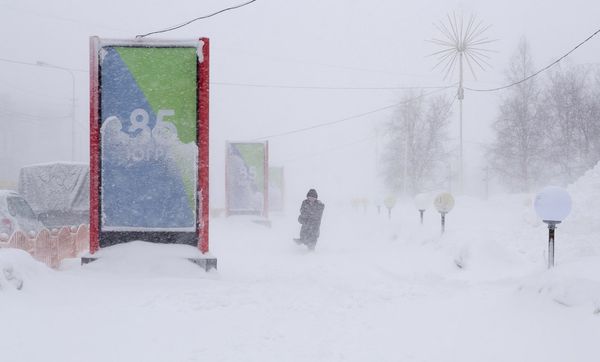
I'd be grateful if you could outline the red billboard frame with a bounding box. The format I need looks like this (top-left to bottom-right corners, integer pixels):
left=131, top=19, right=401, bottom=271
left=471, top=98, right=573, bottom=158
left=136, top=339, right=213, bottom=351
left=89, top=37, right=210, bottom=254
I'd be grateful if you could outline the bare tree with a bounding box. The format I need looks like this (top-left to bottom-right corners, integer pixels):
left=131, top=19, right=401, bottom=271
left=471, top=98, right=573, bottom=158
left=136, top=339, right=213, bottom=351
left=543, top=64, right=599, bottom=183
left=588, top=67, right=600, bottom=164
left=381, top=92, right=452, bottom=195
left=489, top=39, right=546, bottom=192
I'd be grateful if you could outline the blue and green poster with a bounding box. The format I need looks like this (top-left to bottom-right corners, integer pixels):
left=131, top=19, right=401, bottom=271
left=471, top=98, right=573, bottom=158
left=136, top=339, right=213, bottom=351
left=226, top=142, right=267, bottom=215
left=99, top=46, right=198, bottom=231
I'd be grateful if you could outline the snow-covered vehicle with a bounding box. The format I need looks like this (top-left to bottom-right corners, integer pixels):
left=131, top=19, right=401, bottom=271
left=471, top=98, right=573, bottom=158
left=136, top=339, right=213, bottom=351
left=0, top=190, right=45, bottom=240
left=17, top=162, right=89, bottom=229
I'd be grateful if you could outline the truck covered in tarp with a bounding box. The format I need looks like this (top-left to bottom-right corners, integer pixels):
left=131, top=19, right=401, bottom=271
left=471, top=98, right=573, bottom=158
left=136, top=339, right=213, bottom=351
left=18, top=162, right=89, bottom=228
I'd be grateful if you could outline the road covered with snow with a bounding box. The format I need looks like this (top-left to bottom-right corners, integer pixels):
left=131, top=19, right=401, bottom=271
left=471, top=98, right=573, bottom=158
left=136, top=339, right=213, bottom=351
left=2, top=172, right=600, bottom=361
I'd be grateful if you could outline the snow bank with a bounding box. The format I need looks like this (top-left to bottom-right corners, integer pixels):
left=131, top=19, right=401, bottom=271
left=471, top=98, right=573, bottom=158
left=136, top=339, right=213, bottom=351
left=79, top=241, right=215, bottom=278
left=1, top=189, right=600, bottom=361
left=405, top=195, right=540, bottom=280
left=509, top=162, right=600, bottom=312
left=566, top=161, right=600, bottom=236
left=0, top=248, right=52, bottom=292
left=518, top=257, right=600, bottom=313
left=392, top=186, right=600, bottom=313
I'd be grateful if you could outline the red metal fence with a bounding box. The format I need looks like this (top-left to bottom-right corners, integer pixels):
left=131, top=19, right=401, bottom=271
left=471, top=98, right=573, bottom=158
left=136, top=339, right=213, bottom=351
left=0, top=225, right=89, bottom=269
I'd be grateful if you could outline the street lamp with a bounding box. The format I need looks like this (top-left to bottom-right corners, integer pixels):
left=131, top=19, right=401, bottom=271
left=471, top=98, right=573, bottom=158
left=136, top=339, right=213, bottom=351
left=429, top=13, right=495, bottom=193
left=36, top=60, right=76, bottom=161
left=414, top=193, right=430, bottom=224
left=434, top=192, right=455, bottom=234
left=534, top=186, right=572, bottom=268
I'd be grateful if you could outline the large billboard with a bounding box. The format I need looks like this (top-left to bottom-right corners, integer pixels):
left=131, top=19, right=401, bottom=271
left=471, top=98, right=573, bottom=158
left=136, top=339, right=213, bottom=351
left=89, top=37, right=210, bottom=252
left=225, top=142, right=268, bottom=216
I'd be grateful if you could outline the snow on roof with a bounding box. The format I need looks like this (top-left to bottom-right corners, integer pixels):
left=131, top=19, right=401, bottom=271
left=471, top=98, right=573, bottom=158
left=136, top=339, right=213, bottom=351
left=0, top=189, right=19, bottom=198
left=18, top=163, right=89, bottom=213
left=20, top=161, right=88, bottom=169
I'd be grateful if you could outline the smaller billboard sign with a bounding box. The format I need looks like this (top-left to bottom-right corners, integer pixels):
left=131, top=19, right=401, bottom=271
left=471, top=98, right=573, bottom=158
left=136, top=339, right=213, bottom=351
left=225, top=142, right=268, bottom=216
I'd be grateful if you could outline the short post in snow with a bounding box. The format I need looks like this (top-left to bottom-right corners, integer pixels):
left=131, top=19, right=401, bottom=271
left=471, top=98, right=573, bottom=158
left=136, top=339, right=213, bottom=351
left=434, top=192, right=454, bottom=234
left=414, top=193, right=430, bottom=225
left=544, top=221, right=559, bottom=268
left=533, top=186, right=572, bottom=269
left=440, top=212, right=446, bottom=233
left=384, top=195, right=397, bottom=220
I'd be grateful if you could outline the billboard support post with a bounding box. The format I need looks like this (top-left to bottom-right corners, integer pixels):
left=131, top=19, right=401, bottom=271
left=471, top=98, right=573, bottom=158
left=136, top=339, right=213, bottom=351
left=198, top=37, right=210, bottom=254
left=89, top=37, right=100, bottom=254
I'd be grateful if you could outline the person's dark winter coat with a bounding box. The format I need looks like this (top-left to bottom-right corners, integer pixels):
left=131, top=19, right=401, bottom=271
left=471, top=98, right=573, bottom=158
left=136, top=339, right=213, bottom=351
left=296, top=189, right=325, bottom=250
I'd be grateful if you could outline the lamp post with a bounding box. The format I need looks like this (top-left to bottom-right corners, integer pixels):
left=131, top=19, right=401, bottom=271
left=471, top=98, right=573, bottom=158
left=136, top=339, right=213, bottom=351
left=430, top=13, right=495, bottom=193
left=36, top=61, right=76, bottom=161
left=434, top=192, right=455, bottom=234
left=414, top=193, right=430, bottom=225
left=534, top=186, right=572, bottom=269
left=384, top=195, right=397, bottom=220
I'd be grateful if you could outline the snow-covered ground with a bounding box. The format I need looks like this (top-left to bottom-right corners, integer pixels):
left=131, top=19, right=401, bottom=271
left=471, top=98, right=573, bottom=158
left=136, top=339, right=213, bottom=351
left=2, top=168, right=600, bottom=361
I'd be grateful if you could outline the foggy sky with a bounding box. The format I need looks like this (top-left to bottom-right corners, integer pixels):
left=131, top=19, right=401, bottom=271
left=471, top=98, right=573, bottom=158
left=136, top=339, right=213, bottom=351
left=1, top=0, right=599, bottom=206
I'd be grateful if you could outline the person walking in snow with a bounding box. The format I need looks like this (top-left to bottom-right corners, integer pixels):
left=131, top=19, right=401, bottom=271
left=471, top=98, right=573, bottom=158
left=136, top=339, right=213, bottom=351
left=295, top=189, right=325, bottom=250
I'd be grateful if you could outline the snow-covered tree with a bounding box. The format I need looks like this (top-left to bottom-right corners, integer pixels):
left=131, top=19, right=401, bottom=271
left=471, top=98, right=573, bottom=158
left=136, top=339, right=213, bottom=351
left=488, top=39, right=547, bottom=192
left=543, top=64, right=600, bottom=182
left=381, top=92, right=452, bottom=195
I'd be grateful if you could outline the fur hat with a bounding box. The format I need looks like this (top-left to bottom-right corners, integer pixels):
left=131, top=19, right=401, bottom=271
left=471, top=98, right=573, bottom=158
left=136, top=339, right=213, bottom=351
left=307, top=189, right=318, bottom=198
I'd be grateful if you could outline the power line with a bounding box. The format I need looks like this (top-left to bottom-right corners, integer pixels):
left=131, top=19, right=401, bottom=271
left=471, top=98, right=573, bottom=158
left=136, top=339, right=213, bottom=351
left=0, top=56, right=448, bottom=91
left=466, top=27, right=600, bottom=92
left=212, top=81, right=453, bottom=90
left=0, top=57, right=87, bottom=73
left=213, top=45, right=437, bottom=78
left=136, top=0, right=258, bottom=38
left=252, top=86, right=453, bottom=140
left=0, top=57, right=42, bottom=67
left=0, top=109, right=71, bottom=120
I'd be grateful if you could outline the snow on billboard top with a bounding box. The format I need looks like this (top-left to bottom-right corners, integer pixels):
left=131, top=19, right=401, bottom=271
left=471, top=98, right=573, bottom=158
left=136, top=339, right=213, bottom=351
left=97, top=41, right=199, bottom=232
left=97, top=38, right=205, bottom=61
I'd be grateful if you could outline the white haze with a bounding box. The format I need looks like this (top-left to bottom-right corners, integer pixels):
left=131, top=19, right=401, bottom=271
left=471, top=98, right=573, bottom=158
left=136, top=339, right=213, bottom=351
left=2, top=3, right=600, bottom=361
left=1, top=0, right=599, bottom=206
